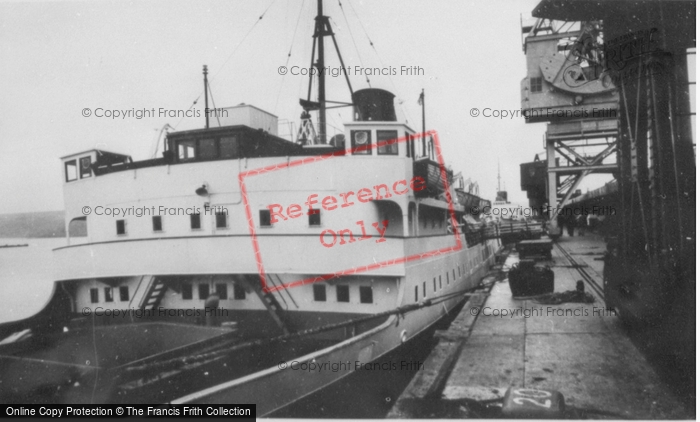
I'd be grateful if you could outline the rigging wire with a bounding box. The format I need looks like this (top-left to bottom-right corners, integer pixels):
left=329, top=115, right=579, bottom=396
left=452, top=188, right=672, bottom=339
left=274, top=0, right=307, bottom=114
left=336, top=0, right=370, bottom=87
left=173, top=0, right=278, bottom=129
left=207, top=82, right=222, bottom=127
left=344, top=0, right=414, bottom=127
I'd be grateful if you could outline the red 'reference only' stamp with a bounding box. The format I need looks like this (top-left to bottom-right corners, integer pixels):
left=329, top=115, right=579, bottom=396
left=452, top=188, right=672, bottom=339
left=238, top=131, right=463, bottom=293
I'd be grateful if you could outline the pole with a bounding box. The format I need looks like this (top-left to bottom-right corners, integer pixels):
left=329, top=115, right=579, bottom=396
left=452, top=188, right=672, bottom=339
left=203, top=65, right=209, bottom=129
left=316, top=0, right=326, bottom=143
left=421, top=89, right=425, bottom=157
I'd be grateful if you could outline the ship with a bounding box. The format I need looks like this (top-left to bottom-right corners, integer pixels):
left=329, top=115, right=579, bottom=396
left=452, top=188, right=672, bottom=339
left=0, top=1, right=499, bottom=415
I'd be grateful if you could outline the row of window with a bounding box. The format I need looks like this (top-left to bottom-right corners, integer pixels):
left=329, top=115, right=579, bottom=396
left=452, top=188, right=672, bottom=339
left=113, top=210, right=453, bottom=235
left=313, top=284, right=373, bottom=304
left=88, top=283, right=245, bottom=304
left=182, top=283, right=246, bottom=300
left=414, top=264, right=466, bottom=302
left=178, top=136, right=240, bottom=161
left=115, top=213, right=231, bottom=235
left=175, top=130, right=413, bottom=161
left=259, top=209, right=320, bottom=227
left=89, top=283, right=374, bottom=305
left=89, top=286, right=129, bottom=303
left=350, top=130, right=403, bottom=155
left=114, top=209, right=323, bottom=235
left=88, top=258, right=489, bottom=306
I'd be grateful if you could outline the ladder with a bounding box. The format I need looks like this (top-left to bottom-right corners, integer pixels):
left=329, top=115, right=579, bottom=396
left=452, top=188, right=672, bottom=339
left=139, top=277, right=167, bottom=310
left=236, top=274, right=290, bottom=335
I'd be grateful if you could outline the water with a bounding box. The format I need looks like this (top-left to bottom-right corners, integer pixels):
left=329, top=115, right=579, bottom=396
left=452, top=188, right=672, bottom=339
left=0, top=237, right=66, bottom=323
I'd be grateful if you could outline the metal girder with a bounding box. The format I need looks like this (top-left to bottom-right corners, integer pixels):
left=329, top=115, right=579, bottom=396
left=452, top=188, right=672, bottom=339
left=549, top=142, right=617, bottom=223
left=548, top=164, right=617, bottom=174
left=557, top=175, right=576, bottom=195
left=545, top=120, right=619, bottom=236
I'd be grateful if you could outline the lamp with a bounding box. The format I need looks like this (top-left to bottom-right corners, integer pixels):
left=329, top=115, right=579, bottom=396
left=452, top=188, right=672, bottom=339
left=195, top=184, right=209, bottom=196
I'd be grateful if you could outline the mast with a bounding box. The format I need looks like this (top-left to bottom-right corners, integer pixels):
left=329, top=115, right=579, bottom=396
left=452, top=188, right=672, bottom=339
left=300, top=0, right=354, bottom=145
left=419, top=89, right=425, bottom=156
left=203, top=65, right=209, bottom=129
left=497, top=160, right=501, bottom=191
left=315, top=0, right=326, bottom=143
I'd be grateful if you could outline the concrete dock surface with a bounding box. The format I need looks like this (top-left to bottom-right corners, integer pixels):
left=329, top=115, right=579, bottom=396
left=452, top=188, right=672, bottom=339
left=389, top=234, right=694, bottom=419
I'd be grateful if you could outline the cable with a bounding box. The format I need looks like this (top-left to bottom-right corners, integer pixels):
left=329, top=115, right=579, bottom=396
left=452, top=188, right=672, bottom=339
left=173, top=0, right=278, bottom=129
left=211, top=0, right=278, bottom=84
left=206, top=82, right=221, bottom=127
left=336, top=1, right=370, bottom=87
left=275, top=0, right=306, bottom=114
left=345, top=0, right=414, bottom=127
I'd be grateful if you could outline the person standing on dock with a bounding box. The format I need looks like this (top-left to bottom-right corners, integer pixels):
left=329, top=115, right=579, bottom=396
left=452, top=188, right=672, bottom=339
left=576, top=214, right=585, bottom=236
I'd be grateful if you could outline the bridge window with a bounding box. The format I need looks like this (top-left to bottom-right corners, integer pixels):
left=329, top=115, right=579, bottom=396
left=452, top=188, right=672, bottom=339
left=116, top=220, right=126, bottom=235
left=415, top=285, right=418, bottom=302
left=216, top=283, right=228, bottom=299
left=65, top=160, right=78, bottom=182
left=90, top=288, right=99, bottom=303
left=119, top=286, right=129, bottom=301
left=313, top=284, right=326, bottom=301
left=433, top=277, right=437, bottom=292
left=351, top=130, right=372, bottom=155
left=80, top=157, right=92, bottom=179
left=530, top=77, right=543, bottom=93
left=152, top=216, right=163, bottom=232
left=199, top=138, right=218, bottom=160
left=182, top=284, right=192, bottom=300
left=178, top=140, right=196, bottom=160
left=336, top=285, right=350, bottom=302
left=176, top=136, right=243, bottom=162
left=359, top=286, right=373, bottom=304
left=220, top=136, right=239, bottom=159
left=308, top=209, right=321, bottom=226
left=104, top=287, right=113, bottom=302
left=234, top=283, right=246, bottom=300
left=423, top=281, right=426, bottom=298
left=377, top=130, right=399, bottom=155
left=198, top=284, right=209, bottom=300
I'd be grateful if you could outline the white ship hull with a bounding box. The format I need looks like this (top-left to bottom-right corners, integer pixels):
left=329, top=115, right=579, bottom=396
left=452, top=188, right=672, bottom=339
left=173, top=238, right=499, bottom=416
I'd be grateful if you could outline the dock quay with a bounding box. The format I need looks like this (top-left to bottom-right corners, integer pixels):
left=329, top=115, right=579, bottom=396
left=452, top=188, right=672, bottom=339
left=388, top=234, right=693, bottom=419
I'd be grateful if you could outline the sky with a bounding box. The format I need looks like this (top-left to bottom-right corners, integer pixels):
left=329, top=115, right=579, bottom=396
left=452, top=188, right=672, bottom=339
left=0, top=0, right=617, bottom=214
